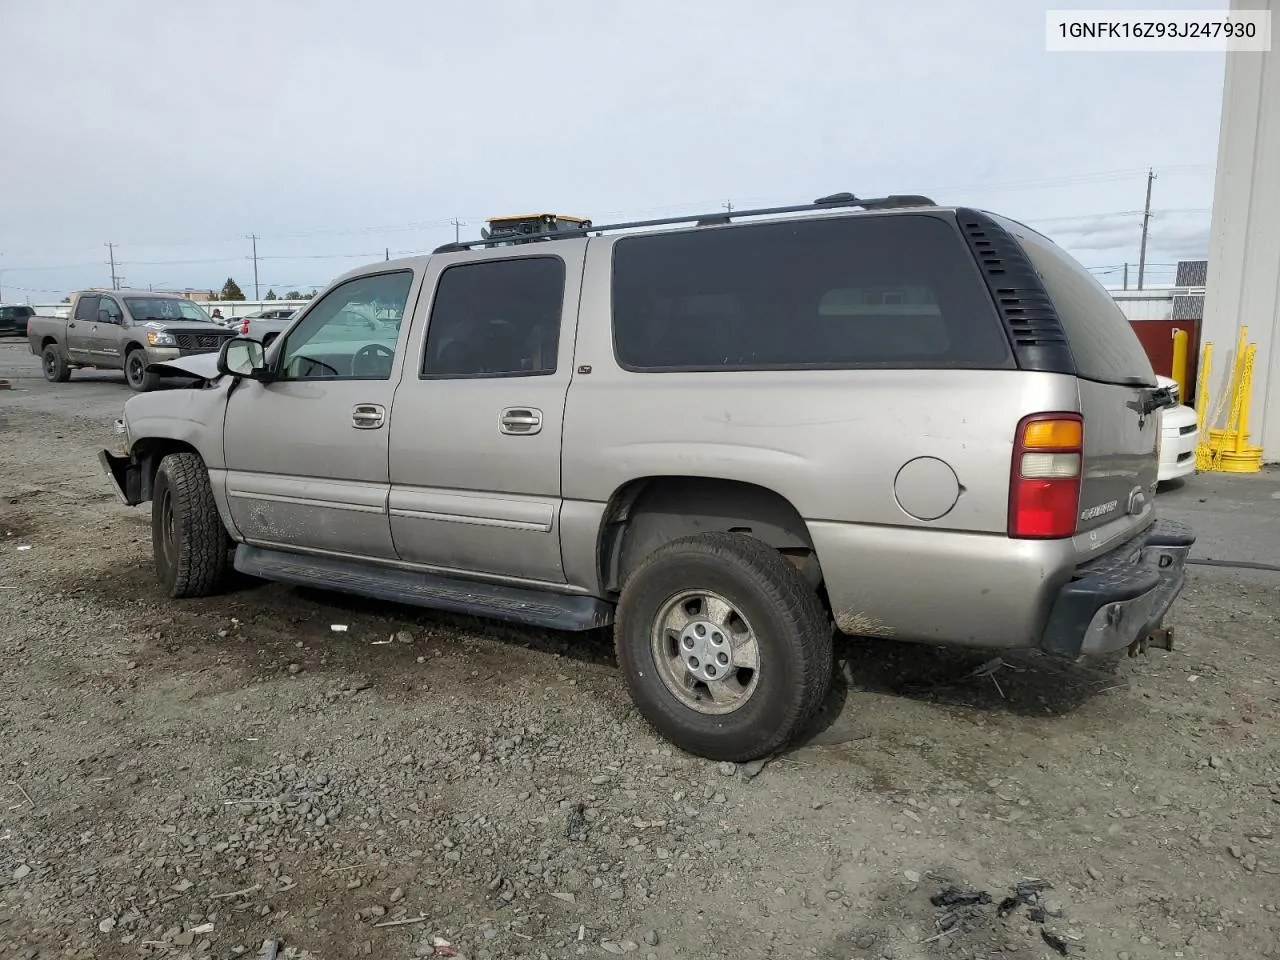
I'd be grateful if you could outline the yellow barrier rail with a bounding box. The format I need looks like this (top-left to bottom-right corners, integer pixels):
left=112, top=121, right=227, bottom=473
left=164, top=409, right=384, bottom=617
left=1194, top=325, right=1263, bottom=473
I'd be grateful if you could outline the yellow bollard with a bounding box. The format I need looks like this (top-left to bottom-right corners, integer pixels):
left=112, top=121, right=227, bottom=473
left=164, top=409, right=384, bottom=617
left=1220, top=344, right=1263, bottom=473
left=1235, top=343, right=1250, bottom=456
left=1171, top=328, right=1189, bottom=402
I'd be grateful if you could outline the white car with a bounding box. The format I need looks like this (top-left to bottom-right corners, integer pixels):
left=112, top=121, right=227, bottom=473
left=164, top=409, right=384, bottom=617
left=238, top=308, right=300, bottom=345
left=1157, top=374, right=1198, bottom=482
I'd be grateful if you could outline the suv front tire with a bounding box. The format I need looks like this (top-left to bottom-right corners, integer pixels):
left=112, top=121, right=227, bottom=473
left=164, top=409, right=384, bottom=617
left=152, top=452, right=230, bottom=598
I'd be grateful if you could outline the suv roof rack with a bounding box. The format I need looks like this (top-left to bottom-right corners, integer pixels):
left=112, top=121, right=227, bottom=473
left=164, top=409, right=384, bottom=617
left=432, top=192, right=937, bottom=253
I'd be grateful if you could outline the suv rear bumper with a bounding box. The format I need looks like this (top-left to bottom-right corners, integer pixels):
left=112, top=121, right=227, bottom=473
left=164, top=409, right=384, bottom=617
left=1040, top=519, right=1195, bottom=659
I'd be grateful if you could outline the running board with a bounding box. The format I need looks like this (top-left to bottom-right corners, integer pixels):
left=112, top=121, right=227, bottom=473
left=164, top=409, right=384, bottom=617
left=234, top=545, right=614, bottom=632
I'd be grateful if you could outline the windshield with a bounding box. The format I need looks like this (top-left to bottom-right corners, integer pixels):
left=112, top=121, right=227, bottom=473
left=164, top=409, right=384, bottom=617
left=123, top=297, right=214, bottom=323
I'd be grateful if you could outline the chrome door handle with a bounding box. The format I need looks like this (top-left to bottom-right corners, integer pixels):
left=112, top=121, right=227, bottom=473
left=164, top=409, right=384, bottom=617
left=499, top=407, right=543, bottom=435
left=352, top=403, right=386, bottom=429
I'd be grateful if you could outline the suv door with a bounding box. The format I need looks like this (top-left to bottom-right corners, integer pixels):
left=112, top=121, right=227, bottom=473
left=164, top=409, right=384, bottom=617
left=222, top=269, right=419, bottom=559
left=92, top=295, right=125, bottom=366
left=387, top=247, right=583, bottom=582
left=67, top=295, right=100, bottom=360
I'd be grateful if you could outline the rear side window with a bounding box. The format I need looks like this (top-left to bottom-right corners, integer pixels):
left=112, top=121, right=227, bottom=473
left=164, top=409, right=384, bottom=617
left=422, top=257, right=565, bottom=378
left=611, top=214, right=1012, bottom=371
left=73, top=296, right=100, bottom=322
left=996, top=216, right=1156, bottom=387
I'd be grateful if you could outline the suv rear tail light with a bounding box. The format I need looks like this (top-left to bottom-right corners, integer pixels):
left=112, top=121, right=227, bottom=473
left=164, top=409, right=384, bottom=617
left=241, top=318, right=249, bottom=335
left=1009, top=413, right=1083, bottom=539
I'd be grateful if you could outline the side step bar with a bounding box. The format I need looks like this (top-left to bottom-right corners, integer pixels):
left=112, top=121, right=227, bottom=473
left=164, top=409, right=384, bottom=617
left=234, top=545, right=614, bottom=632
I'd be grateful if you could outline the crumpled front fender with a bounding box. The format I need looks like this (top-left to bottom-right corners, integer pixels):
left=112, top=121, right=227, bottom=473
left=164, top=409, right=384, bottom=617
left=99, top=448, right=145, bottom=506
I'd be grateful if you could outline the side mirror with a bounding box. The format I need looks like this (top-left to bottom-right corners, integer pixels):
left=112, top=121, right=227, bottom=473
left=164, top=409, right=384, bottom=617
left=217, top=336, right=268, bottom=380
left=98, top=309, right=113, bottom=324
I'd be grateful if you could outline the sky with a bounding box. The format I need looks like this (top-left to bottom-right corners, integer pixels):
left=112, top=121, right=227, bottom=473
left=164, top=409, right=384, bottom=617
left=0, top=0, right=1227, bottom=303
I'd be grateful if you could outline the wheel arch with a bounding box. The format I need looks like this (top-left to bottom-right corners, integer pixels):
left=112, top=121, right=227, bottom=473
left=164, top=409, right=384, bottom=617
left=128, top=438, right=203, bottom=503
left=598, top=475, right=823, bottom=597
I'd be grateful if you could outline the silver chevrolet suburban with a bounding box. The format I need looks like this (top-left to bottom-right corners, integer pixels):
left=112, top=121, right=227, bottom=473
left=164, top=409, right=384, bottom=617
left=99, top=196, right=1195, bottom=761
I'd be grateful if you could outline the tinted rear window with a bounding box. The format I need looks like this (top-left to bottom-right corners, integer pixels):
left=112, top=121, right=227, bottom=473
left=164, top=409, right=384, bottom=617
left=73, top=296, right=100, bottom=322
left=611, top=214, right=1012, bottom=371
left=996, top=216, right=1156, bottom=387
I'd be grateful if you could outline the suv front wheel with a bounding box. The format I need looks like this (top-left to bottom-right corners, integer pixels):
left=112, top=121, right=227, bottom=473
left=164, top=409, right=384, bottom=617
left=152, top=452, right=231, bottom=598
left=614, top=532, right=832, bottom=761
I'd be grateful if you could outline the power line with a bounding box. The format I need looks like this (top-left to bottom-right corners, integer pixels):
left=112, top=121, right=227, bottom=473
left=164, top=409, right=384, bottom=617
left=7, top=167, right=1219, bottom=263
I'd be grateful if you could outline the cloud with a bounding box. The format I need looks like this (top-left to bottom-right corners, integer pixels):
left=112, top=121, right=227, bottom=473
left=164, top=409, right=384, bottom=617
left=0, top=0, right=1223, bottom=300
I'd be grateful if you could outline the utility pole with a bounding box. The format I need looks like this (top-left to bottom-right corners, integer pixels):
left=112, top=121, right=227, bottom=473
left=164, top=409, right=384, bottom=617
left=385, top=247, right=390, bottom=262
left=1123, top=263, right=1129, bottom=290
left=106, top=242, right=119, bottom=290
left=723, top=200, right=734, bottom=214
left=249, top=234, right=260, bottom=300
left=451, top=218, right=463, bottom=242
left=1137, top=168, right=1156, bottom=291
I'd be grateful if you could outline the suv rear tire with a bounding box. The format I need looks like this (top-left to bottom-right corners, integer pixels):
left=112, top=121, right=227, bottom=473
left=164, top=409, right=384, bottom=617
left=125, top=347, right=160, bottom=392
left=614, top=532, right=832, bottom=761
left=42, top=345, right=71, bottom=383
left=152, top=452, right=230, bottom=598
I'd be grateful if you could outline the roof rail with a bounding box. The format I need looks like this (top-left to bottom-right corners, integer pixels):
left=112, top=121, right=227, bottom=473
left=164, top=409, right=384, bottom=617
left=431, top=192, right=937, bottom=253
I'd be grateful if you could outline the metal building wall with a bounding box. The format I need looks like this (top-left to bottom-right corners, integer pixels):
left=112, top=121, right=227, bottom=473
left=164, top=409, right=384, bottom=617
left=1201, top=0, right=1280, bottom=461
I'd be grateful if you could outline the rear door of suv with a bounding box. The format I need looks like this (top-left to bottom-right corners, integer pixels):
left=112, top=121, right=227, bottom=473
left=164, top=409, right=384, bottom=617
left=386, top=245, right=585, bottom=583
left=993, top=215, right=1161, bottom=557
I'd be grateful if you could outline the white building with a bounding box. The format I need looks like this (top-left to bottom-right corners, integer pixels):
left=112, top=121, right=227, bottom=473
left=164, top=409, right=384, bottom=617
left=1201, top=0, right=1279, bottom=462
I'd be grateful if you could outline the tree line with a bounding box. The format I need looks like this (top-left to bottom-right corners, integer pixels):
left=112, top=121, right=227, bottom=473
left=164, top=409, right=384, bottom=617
left=212, top=278, right=315, bottom=302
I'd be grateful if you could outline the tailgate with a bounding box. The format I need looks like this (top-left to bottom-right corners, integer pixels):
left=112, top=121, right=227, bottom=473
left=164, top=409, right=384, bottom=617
left=1075, top=379, right=1159, bottom=540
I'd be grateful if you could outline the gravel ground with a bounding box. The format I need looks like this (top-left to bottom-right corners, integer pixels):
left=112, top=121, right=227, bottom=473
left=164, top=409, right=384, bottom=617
left=2, top=340, right=1279, bottom=960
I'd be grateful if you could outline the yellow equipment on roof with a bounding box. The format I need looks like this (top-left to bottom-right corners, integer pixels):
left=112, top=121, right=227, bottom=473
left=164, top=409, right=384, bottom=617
left=481, top=213, right=592, bottom=243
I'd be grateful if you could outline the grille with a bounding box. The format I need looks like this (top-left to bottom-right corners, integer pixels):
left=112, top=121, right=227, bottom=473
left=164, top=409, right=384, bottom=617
left=175, top=332, right=231, bottom=354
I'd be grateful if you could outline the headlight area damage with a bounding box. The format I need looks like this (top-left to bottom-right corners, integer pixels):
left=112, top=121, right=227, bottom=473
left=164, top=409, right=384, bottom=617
left=146, top=352, right=223, bottom=381
left=100, top=351, right=228, bottom=507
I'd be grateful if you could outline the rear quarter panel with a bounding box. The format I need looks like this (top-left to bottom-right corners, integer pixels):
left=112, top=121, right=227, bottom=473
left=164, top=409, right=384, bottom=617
left=26, top=316, right=68, bottom=354
left=561, top=235, right=1100, bottom=647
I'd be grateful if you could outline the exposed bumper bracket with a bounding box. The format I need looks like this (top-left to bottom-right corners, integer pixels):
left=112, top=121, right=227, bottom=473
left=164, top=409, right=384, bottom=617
left=99, top=448, right=144, bottom=506
left=1042, top=519, right=1195, bottom=659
